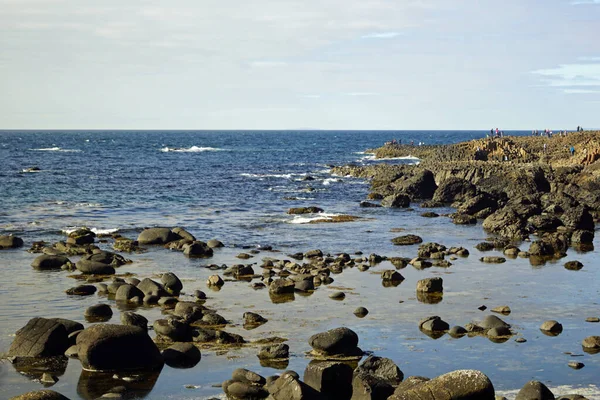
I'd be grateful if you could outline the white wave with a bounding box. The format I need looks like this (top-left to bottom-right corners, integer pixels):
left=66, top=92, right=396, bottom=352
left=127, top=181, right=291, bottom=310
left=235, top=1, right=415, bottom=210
left=62, top=226, right=119, bottom=235
left=30, top=147, right=81, bottom=152
left=21, top=167, right=42, bottom=173
left=160, top=146, right=223, bottom=153
left=74, top=202, right=103, bottom=208
left=289, top=212, right=341, bottom=224
left=242, top=173, right=295, bottom=179
left=323, top=178, right=342, bottom=186
left=498, top=384, right=600, bottom=399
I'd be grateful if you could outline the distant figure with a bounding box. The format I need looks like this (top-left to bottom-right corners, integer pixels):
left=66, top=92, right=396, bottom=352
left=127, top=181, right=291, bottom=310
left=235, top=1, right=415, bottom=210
left=570, top=146, right=575, bottom=156
left=410, top=140, right=414, bottom=146
left=543, top=143, right=547, bottom=152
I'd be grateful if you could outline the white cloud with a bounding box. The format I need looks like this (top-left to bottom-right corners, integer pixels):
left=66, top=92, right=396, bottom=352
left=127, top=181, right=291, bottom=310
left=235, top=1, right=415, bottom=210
left=249, top=61, right=288, bottom=68
left=344, top=92, right=379, bottom=96
left=532, top=63, right=600, bottom=88
left=563, top=89, right=600, bottom=94
left=361, top=32, right=402, bottom=39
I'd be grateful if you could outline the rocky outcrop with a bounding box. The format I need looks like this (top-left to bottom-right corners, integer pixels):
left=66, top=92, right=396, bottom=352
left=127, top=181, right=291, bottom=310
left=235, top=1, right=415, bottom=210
left=388, top=369, right=494, bottom=400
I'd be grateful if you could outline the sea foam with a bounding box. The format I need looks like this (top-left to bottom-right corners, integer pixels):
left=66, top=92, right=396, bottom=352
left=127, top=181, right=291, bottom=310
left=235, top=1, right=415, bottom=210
left=160, top=146, right=223, bottom=153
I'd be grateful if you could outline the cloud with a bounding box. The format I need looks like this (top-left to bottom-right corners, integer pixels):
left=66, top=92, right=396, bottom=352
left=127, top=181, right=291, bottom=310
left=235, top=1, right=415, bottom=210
left=249, top=61, right=288, bottom=68
left=532, top=62, right=600, bottom=89
left=563, top=89, right=600, bottom=94
left=344, top=92, right=379, bottom=96
left=361, top=32, right=402, bottom=39
left=570, top=0, right=600, bottom=4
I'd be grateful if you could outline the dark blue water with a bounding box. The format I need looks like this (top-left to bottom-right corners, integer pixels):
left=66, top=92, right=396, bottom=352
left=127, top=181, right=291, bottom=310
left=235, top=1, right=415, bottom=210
left=1, top=130, right=599, bottom=400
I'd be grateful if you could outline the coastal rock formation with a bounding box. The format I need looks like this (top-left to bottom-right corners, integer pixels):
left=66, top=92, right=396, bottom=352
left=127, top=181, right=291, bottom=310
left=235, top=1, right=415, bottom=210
left=308, top=327, right=361, bottom=358
left=9, top=318, right=70, bottom=358
left=388, top=369, right=494, bottom=400
left=9, top=390, right=71, bottom=400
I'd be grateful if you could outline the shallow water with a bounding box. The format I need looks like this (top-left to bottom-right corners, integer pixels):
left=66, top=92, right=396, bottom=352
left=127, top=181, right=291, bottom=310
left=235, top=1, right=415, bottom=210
left=1, top=130, right=599, bottom=399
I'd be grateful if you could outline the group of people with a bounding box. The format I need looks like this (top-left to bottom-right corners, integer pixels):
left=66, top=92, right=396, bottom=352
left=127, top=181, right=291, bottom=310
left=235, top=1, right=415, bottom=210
left=532, top=129, right=571, bottom=138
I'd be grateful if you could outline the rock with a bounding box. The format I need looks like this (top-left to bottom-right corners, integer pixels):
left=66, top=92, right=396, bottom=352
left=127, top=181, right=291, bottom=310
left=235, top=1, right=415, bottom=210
left=381, top=194, right=410, bottom=208
left=540, top=320, right=563, bottom=335
left=432, top=178, right=477, bottom=203
left=515, top=381, right=554, bottom=400
left=184, top=241, right=214, bottom=258
left=84, top=304, right=113, bottom=321
left=207, top=275, right=224, bottom=287
left=75, top=260, right=115, bottom=275
left=581, top=336, right=600, bottom=352
left=8, top=317, right=69, bottom=357
left=388, top=369, right=494, bottom=400
left=478, top=315, right=511, bottom=330
left=194, top=290, right=207, bottom=300
left=452, top=214, right=477, bottom=225
left=416, top=277, right=443, bottom=293
left=76, top=324, right=163, bottom=371
left=31, top=255, right=71, bottom=270
left=232, top=368, right=267, bottom=386
left=360, top=201, right=381, bottom=208
left=244, top=312, right=268, bottom=327
left=161, top=272, right=183, bottom=295
left=571, top=230, right=594, bottom=246
left=586, top=317, right=600, bottom=323
left=329, top=291, right=346, bottom=300
left=528, top=240, right=554, bottom=257
left=491, top=306, right=511, bottom=315
left=9, top=390, right=71, bottom=400
left=206, top=239, right=224, bottom=248
left=391, top=235, right=423, bottom=246
left=266, top=373, right=324, bottom=400
left=480, top=256, right=506, bottom=263
left=120, top=312, right=148, bottom=330
left=224, top=380, right=268, bottom=399
left=568, top=361, right=585, bottom=370
left=40, top=372, right=59, bottom=384
left=487, top=326, right=511, bottom=338
left=305, top=249, right=323, bottom=258
left=0, top=235, right=24, bottom=249
left=258, top=343, right=289, bottom=360
left=381, top=270, right=404, bottom=282
left=269, top=278, right=295, bottom=294
left=564, top=261, right=584, bottom=271
left=482, top=208, right=529, bottom=240
left=162, top=342, right=201, bottom=368
left=114, top=284, right=144, bottom=302
left=65, top=285, right=96, bottom=296
left=172, top=227, right=196, bottom=241
left=354, top=307, right=369, bottom=318
left=137, top=227, right=180, bottom=245
left=421, top=212, right=439, bottom=218
left=419, top=316, right=449, bottom=333
left=288, top=207, right=324, bottom=214
left=561, top=206, right=594, bottom=231
left=174, top=302, right=204, bottom=323
left=137, top=278, right=168, bottom=297
left=303, top=360, right=353, bottom=400
left=294, top=279, right=315, bottom=292
left=154, top=318, right=192, bottom=342
left=354, top=355, right=403, bottom=385
left=448, top=326, right=467, bottom=338
left=308, top=327, right=360, bottom=357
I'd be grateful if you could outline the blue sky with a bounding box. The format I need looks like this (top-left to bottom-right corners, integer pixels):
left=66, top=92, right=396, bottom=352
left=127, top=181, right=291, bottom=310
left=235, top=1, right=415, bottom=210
left=0, top=0, right=599, bottom=130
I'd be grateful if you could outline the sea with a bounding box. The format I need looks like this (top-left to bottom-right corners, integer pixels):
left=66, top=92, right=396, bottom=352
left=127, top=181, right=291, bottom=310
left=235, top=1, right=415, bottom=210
left=0, top=130, right=598, bottom=399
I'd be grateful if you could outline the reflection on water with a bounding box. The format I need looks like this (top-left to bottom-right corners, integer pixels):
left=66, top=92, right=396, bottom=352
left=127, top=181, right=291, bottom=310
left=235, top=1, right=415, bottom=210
left=77, top=369, right=162, bottom=400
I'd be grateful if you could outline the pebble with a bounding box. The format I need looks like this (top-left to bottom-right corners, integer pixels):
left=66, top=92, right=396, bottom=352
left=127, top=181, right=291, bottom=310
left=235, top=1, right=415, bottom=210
left=568, top=361, right=585, bottom=370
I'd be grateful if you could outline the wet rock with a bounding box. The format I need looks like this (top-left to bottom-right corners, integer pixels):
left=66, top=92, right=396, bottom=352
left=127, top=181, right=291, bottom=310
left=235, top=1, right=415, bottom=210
left=173, top=302, right=204, bottom=323
left=244, top=312, right=268, bottom=327
left=40, top=372, right=59, bottom=384
left=476, top=242, right=495, bottom=251
left=294, top=279, right=315, bottom=292
left=388, top=369, right=494, bottom=400
left=491, top=306, right=511, bottom=315
left=120, top=312, right=148, bottom=330
left=487, top=326, right=511, bottom=338
left=381, top=194, right=410, bottom=208
left=199, top=312, right=228, bottom=326
left=161, top=272, right=183, bottom=295
left=515, top=381, right=554, bottom=400
left=194, top=290, right=207, bottom=300
left=540, top=320, right=563, bottom=335
left=76, top=259, right=115, bottom=275
left=433, top=178, right=477, bottom=203
left=581, top=336, right=600, bottom=353
left=304, top=360, right=353, bottom=400
left=224, top=380, right=268, bottom=399
left=355, top=355, right=404, bottom=385
left=183, top=241, right=214, bottom=258
left=206, top=239, right=224, bottom=248
left=381, top=270, right=404, bottom=282
left=561, top=206, right=594, bottom=231
left=31, top=255, right=71, bottom=270
left=329, top=291, right=346, bottom=300
left=66, top=285, right=97, bottom=296
left=266, top=372, right=324, bottom=400
left=308, top=327, right=360, bottom=357
left=421, top=212, right=439, bottom=218
left=564, top=261, right=584, bottom=271
left=571, top=230, right=594, bottom=246
left=137, top=227, right=180, bottom=245
left=478, top=315, right=511, bottom=331
left=115, top=284, right=144, bottom=302
left=9, top=390, right=71, bottom=400
left=305, top=249, right=323, bottom=258
left=258, top=343, right=289, bottom=360
left=162, top=342, right=201, bottom=368
left=8, top=318, right=69, bottom=358
left=391, top=235, right=423, bottom=246
left=448, top=326, right=467, bottom=338
left=84, top=304, right=113, bottom=322
left=76, top=324, right=163, bottom=371
left=232, top=368, right=267, bottom=386
left=137, top=278, right=168, bottom=297
left=452, top=213, right=477, bottom=225
left=586, top=317, right=600, bottom=323
left=153, top=318, right=192, bottom=342
left=0, top=234, right=24, bottom=249
left=568, top=361, right=585, bottom=370
left=360, top=201, right=381, bottom=208
left=528, top=240, right=555, bottom=257
left=288, top=207, right=324, bottom=214
left=416, top=277, right=443, bottom=294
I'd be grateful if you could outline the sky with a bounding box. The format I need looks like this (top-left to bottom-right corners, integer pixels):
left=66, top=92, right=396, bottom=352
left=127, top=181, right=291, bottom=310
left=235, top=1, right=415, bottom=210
left=0, top=0, right=599, bottom=130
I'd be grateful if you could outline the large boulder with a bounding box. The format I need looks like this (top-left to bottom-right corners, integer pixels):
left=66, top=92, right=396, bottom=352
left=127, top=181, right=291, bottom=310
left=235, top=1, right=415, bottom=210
left=9, top=390, right=71, bottom=400
left=352, top=355, right=404, bottom=400
left=115, top=284, right=144, bottom=302
left=304, top=360, right=353, bottom=400
left=393, top=169, right=437, bottom=200
left=137, top=227, right=180, bottom=245
left=482, top=208, right=529, bottom=240
left=381, top=194, right=410, bottom=208
left=183, top=241, right=214, bottom=258
left=75, top=259, right=115, bottom=275
left=8, top=317, right=69, bottom=357
left=161, top=272, right=183, bottom=295
left=561, top=206, right=594, bottom=231
left=389, top=369, right=494, bottom=400
left=31, top=255, right=71, bottom=271
left=0, top=235, right=24, bottom=249
left=76, top=324, right=163, bottom=371
left=308, top=327, right=360, bottom=357
left=267, top=373, right=325, bottom=400
left=161, top=342, right=201, bottom=368
left=515, top=381, right=554, bottom=400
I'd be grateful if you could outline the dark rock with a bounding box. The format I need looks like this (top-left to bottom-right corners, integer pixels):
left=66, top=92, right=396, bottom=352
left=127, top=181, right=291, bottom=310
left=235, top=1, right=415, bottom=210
left=75, top=260, right=115, bottom=275
left=137, top=227, right=180, bottom=245
left=137, top=278, right=168, bottom=297
left=432, top=178, right=477, bottom=203
left=391, top=235, right=423, bottom=246
left=31, top=255, right=71, bottom=270
left=515, top=381, right=554, bottom=400
left=224, top=380, right=268, bottom=399
left=381, top=194, right=410, bottom=208
left=269, top=278, right=295, bottom=294
left=288, top=207, right=324, bottom=214
left=416, top=277, right=443, bottom=293
left=172, top=227, right=196, bottom=241
left=258, top=343, right=289, bottom=360
left=161, top=272, right=183, bottom=295
left=305, top=249, right=323, bottom=258
left=84, top=304, right=113, bottom=322
left=571, top=230, right=594, bottom=246
left=421, top=212, right=439, bottom=218
left=448, top=326, right=467, bottom=338
left=232, top=368, right=267, bottom=386
left=540, top=320, right=563, bottom=335
left=419, top=316, right=449, bottom=333
left=294, top=279, right=315, bottom=292
left=115, top=284, right=144, bottom=302
left=76, top=324, right=163, bottom=371
left=8, top=318, right=69, bottom=357
left=184, top=241, right=214, bottom=258
left=267, top=373, right=325, bottom=400
left=360, top=201, right=381, bottom=208
left=162, top=342, right=201, bottom=368
left=354, top=307, right=369, bottom=318
left=478, top=315, right=510, bottom=330
left=480, top=256, right=506, bottom=264
left=452, top=214, right=477, bottom=225
left=582, top=336, right=600, bottom=353
left=308, top=327, right=360, bottom=356
left=0, top=234, right=24, bottom=249
left=206, top=239, right=224, bottom=248
left=561, top=206, right=594, bottom=231
left=568, top=361, right=585, bottom=370
left=381, top=270, right=404, bottom=282
left=120, top=312, right=148, bottom=330
left=173, top=301, right=204, bottom=323
left=153, top=318, right=192, bottom=342
left=355, top=355, right=403, bottom=385
left=476, top=242, right=494, bottom=251
left=65, top=285, right=96, bottom=296
left=329, top=291, right=346, bottom=300
left=388, top=369, right=494, bottom=400
left=244, top=312, right=268, bottom=327
left=207, top=275, right=224, bottom=286
left=304, top=360, right=353, bottom=400
left=528, top=240, right=555, bottom=257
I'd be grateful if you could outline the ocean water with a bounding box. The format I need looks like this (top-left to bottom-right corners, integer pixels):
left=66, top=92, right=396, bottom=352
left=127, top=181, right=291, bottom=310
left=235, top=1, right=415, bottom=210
left=0, top=130, right=599, bottom=399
